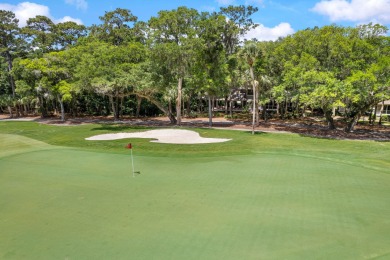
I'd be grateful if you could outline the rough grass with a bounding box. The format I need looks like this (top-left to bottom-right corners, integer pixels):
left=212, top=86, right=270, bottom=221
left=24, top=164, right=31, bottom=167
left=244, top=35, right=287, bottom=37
left=0, top=122, right=389, bottom=259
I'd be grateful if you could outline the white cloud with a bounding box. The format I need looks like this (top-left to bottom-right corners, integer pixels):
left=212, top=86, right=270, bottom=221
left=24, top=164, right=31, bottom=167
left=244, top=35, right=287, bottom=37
left=0, top=2, right=50, bottom=26
left=311, top=0, right=390, bottom=24
left=0, top=2, right=83, bottom=27
left=243, top=22, right=295, bottom=41
left=65, top=0, right=88, bottom=10
left=55, top=16, right=83, bottom=25
left=215, top=0, right=236, bottom=5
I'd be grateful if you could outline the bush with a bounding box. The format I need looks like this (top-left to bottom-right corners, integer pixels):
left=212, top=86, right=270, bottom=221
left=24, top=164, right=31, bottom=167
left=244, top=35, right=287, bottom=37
left=225, top=114, right=238, bottom=120
left=380, top=114, right=389, bottom=122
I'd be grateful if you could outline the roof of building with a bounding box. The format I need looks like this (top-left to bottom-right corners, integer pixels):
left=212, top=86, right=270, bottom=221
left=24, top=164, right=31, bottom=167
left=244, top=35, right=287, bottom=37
left=380, top=100, right=390, bottom=105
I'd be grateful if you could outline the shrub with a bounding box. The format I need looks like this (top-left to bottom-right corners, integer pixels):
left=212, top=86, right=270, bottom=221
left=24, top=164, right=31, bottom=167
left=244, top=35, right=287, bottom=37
left=380, top=114, right=389, bottom=122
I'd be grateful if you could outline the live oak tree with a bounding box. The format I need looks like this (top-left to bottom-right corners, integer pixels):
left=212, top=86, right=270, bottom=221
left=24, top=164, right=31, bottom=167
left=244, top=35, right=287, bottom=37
left=341, top=25, right=390, bottom=131
left=300, top=71, right=342, bottom=130
left=72, top=40, right=147, bottom=120
left=12, top=51, right=74, bottom=121
left=271, top=23, right=389, bottom=131
left=149, top=6, right=199, bottom=125
left=130, top=61, right=178, bottom=124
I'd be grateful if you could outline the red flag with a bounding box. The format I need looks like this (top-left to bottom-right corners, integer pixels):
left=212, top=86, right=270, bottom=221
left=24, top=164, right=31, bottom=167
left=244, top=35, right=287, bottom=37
left=126, top=143, right=132, bottom=149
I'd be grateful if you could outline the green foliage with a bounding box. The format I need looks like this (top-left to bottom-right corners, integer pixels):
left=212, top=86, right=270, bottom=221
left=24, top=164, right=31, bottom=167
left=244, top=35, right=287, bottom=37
left=1, top=7, right=388, bottom=133
left=380, top=114, right=389, bottom=122
left=55, top=80, right=72, bottom=102
left=89, top=8, right=138, bottom=46
left=54, top=21, right=87, bottom=49
left=219, top=5, right=259, bottom=53
left=21, top=15, right=56, bottom=54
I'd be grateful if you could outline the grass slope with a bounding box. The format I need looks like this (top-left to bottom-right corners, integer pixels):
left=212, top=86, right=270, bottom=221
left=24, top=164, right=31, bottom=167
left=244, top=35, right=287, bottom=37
left=0, top=122, right=389, bottom=259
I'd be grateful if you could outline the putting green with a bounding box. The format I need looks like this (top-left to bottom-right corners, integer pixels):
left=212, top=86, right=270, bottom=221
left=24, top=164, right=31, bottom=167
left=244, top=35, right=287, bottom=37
left=1, top=132, right=389, bottom=259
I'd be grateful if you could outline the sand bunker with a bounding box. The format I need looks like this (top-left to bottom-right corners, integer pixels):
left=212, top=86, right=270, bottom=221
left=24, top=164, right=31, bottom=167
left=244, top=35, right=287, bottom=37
left=85, top=129, right=231, bottom=144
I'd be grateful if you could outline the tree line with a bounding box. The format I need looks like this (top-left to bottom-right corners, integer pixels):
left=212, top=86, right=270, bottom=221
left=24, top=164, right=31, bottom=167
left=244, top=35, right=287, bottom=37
left=1, top=6, right=389, bottom=133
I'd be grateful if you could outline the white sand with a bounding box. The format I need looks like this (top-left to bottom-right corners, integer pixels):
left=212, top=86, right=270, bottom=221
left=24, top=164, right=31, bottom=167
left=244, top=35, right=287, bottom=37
left=85, top=129, right=231, bottom=144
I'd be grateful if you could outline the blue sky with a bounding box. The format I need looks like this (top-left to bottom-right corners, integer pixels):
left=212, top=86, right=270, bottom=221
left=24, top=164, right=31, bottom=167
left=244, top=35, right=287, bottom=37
left=1, top=0, right=389, bottom=40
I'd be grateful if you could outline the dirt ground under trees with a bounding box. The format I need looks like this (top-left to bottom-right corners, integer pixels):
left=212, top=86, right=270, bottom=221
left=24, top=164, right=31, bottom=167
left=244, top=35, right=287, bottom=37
left=1, top=114, right=389, bottom=141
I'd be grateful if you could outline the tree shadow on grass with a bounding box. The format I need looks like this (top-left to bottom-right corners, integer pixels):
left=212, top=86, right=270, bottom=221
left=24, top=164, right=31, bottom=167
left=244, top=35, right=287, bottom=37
left=295, top=133, right=390, bottom=142
left=243, top=131, right=268, bottom=136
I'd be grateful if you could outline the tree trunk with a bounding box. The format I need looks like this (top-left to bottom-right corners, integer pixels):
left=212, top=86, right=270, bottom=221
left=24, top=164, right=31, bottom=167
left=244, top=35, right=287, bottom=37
left=7, top=106, right=13, bottom=118
left=249, top=66, right=256, bottom=134
left=120, top=97, right=124, bottom=118
left=186, top=95, right=191, bottom=117
left=109, top=96, right=116, bottom=120
left=136, top=96, right=142, bottom=118
left=371, top=105, right=376, bottom=124
left=324, top=109, right=336, bottom=130
left=182, top=96, right=185, bottom=116
left=295, top=97, right=300, bottom=117
left=5, top=51, right=15, bottom=97
left=176, top=77, right=182, bottom=125
left=168, top=98, right=173, bottom=116
left=15, top=104, right=19, bottom=118
left=136, top=94, right=176, bottom=124
left=261, top=105, right=267, bottom=121
left=255, top=85, right=259, bottom=125
left=345, top=114, right=360, bottom=132
left=58, top=95, right=65, bottom=122
left=40, top=96, right=47, bottom=118
left=229, top=99, right=233, bottom=118
left=115, top=95, right=120, bottom=120
left=378, top=101, right=384, bottom=125
left=224, top=96, right=228, bottom=114
left=368, top=109, right=373, bottom=125
left=208, top=96, right=213, bottom=127
left=285, top=99, right=288, bottom=115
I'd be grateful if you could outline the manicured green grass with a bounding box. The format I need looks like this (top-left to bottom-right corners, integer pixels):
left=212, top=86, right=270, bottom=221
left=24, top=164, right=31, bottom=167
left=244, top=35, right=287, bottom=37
left=0, top=121, right=389, bottom=259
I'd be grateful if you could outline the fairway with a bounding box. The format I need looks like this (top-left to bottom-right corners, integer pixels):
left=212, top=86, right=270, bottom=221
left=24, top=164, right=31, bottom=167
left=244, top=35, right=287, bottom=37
left=0, top=123, right=390, bottom=259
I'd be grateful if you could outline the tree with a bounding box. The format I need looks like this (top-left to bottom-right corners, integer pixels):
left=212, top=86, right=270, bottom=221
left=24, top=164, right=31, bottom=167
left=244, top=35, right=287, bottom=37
left=0, top=10, right=22, bottom=97
left=343, top=67, right=389, bottom=132
left=12, top=51, right=74, bottom=121
left=22, top=15, right=56, bottom=55
left=341, top=24, right=389, bottom=131
left=149, top=7, right=200, bottom=125
left=194, top=12, right=230, bottom=126
left=54, top=21, right=87, bottom=49
left=240, top=42, right=261, bottom=134
left=89, top=8, right=138, bottom=46
left=301, top=71, right=343, bottom=129
left=219, top=5, right=259, bottom=54
left=73, top=40, right=147, bottom=120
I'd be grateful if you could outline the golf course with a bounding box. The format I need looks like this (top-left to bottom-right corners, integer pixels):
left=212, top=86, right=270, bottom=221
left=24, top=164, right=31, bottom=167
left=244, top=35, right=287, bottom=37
left=0, top=121, right=389, bottom=259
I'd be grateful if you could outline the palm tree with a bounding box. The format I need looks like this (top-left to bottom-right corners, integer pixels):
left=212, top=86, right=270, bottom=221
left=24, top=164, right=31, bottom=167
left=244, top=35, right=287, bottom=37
left=240, top=42, right=260, bottom=134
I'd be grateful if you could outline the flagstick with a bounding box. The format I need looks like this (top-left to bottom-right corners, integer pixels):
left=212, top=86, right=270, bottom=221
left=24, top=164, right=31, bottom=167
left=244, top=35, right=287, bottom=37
left=130, top=148, right=135, bottom=178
